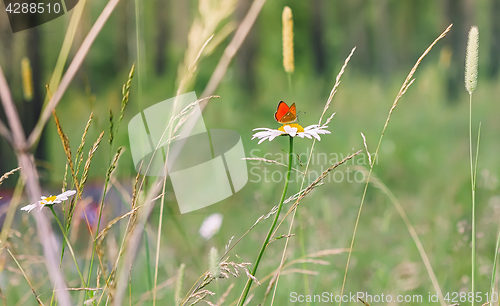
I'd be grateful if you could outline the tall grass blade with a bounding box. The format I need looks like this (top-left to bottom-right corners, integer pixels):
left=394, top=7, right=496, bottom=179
left=339, top=24, right=452, bottom=306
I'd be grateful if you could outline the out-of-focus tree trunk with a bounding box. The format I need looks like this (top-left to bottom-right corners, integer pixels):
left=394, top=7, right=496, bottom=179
left=25, top=23, right=46, bottom=167
left=342, top=0, right=371, bottom=74
left=155, top=0, right=168, bottom=76
left=117, top=0, right=129, bottom=70
left=489, top=0, right=500, bottom=78
left=235, top=0, right=257, bottom=95
left=310, top=0, right=326, bottom=75
left=372, top=0, right=393, bottom=79
left=0, top=8, right=14, bottom=176
left=170, top=0, right=189, bottom=59
left=443, top=0, right=470, bottom=103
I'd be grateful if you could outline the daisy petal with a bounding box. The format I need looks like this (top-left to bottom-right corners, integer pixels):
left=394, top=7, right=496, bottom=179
left=252, top=128, right=273, bottom=131
left=283, top=125, right=298, bottom=137
left=20, top=203, right=38, bottom=213
left=59, top=190, right=77, bottom=198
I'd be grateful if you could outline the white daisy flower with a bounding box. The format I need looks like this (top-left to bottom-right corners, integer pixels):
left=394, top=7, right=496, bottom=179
left=199, top=213, right=223, bottom=240
left=20, top=190, right=77, bottom=213
left=251, top=123, right=331, bottom=144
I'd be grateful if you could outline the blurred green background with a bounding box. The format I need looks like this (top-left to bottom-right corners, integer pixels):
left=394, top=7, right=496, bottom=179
left=1, top=0, right=500, bottom=305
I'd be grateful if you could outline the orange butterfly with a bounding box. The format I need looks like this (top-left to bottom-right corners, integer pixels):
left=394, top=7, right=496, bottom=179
left=274, top=101, right=297, bottom=124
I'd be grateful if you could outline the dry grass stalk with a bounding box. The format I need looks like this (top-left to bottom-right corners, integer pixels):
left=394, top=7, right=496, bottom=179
left=177, top=0, right=235, bottom=95
left=27, top=0, right=124, bottom=147
left=269, top=48, right=357, bottom=304
left=385, top=24, right=452, bottom=132
left=243, top=157, right=304, bottom=175
left=75, top=110, right=94, bottom=178
left=133, top=276, right=176, bottom=306
left=91, top=147, right=125, bottom=298
left=354, top=165, right=444, bottom=306
left=0, top=167, right=21, bottom=188
left=189, top=289, right=216, bottom=305
left=116, top=2, right=264, bottom=303
left=360, top=132, right=372, bottom=166
left=97, top=181, right=145, bottom=304
left=109, top=110, right=114, bottom=145
left=0, top=48, right=72, bottom=306
left=63, top=130, right=103, bottom=231
left=94, top=205, right=141, bottom=289
left=0, top=119, right=12, bottom=145
left=340, top=24, right=453, bottom=306
left=95, top=206, right=141, bottom=243
left=202, top=0, right=267, bottom=98
left=221, top=188, right=344, bottom=278
left=119, top=64, right=135, bottom=125
left=107, top=147, right=123, bottom=179
left=0, top=179, right=24, bottom=258
left=139, top=95, right=217, bottom=190
left=285, top=150, right=361, bottom=216
left=358, top=298, right=370, bottom=306
left=6, top=248, right=44, bottom=305
left=79, top=131, right=104, bottom=194
left=319, top=47, right=356, bottom=124
left=219, top=283, right=234, bottom=305
left=243, top=248, right=347, bottom=305
left=182, top=258, right=260, bottom=306
left=88, top=63, right=134, bottom=305
left=267, top=151, right=361, bottom=304
left=131, top=161, right=142, bottom=209
left=52, top=110, right=80, bottom=195
left=62, top=162, right=69, bottom=194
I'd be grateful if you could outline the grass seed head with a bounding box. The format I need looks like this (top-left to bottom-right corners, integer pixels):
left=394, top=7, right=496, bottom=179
left=282, top=6, right=295, bottom=73
left=465, top=25, right=479, bottom=95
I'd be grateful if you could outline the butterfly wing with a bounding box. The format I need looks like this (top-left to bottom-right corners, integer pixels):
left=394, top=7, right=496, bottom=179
left=277, top=103, right=297, bottom=123
left=275, top=101, right=290, bottom=122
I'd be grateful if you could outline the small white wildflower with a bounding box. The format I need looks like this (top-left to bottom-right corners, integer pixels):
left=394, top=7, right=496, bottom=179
left=199, top=213, right=223, bottom=240
left=251, top=123, right=330, bottom=144
left=20, top=190, right=77, bottom=213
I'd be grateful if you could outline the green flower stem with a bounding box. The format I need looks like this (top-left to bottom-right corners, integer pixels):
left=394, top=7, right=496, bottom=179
left=49, top=206, right=86, bottom=288
left=469, top=93, right=476, bottom=305
left=238, top=136, right=294, bottom=306
left=490, top=222, right=500, bottom=301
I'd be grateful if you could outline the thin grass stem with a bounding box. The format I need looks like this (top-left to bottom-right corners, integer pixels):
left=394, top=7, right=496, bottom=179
left=5, top=247, right=44, bottom=305
left=491, top=223, right=500, bottom=302
left=144, top=226, right=153, bottom=291
left=49, top=206, right=86, bottom=288
left=238, top=136, right=294, bottom=306
left=469, top=93, right=476, bottom=305
left=338, top=25, right=451, bottom=306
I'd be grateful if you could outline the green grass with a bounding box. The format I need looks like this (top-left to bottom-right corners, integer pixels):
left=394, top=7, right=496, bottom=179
left=5, top=65, right=498, bottom=305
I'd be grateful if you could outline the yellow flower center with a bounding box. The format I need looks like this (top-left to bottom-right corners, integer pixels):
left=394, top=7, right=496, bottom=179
left=278, top=123, right=304, bottom=133
left=42, top=195, right=57, bottom=204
